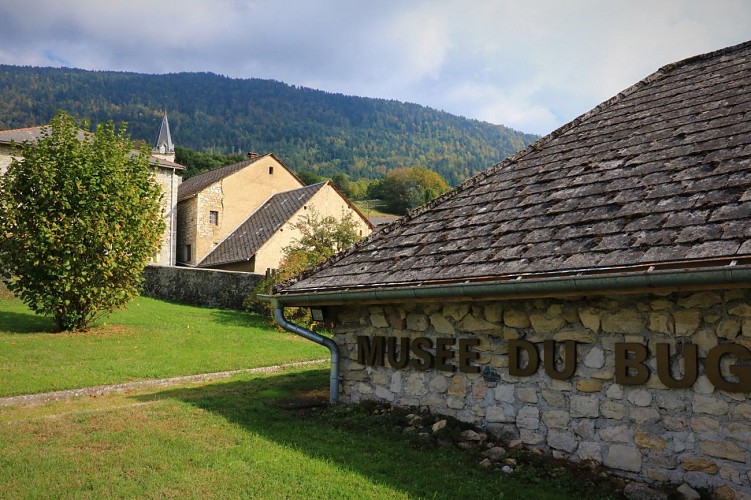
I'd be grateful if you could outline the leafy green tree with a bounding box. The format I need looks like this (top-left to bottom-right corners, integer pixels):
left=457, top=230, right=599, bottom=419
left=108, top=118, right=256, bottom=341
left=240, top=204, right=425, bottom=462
left=347, top=178, right=371, bottom=201
left=330, top=173, right=352, bottom=197
left=296, top=169, right=325, bottom=186
left=368, top=166, right=450, bottom=214
left=0, top=111, right=165, bottom=331
left=175, top=146, right=244, bottom=179
left=246, top=209, right=363, bottom=321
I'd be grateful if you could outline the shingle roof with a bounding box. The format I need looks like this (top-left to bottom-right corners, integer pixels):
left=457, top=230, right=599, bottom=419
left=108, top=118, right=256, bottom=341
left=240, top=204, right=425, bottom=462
left=281, top=40, right=751, bottom=295
left=198, top=182, right=328, bottom=268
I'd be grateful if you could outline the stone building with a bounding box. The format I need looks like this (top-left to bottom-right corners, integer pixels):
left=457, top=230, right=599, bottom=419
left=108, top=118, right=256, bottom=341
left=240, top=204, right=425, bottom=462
left=271, top=40, right=751, bottom=496
left=0, top=118, right=184, bottom=266
left=176, top=154, right=372, bottom=273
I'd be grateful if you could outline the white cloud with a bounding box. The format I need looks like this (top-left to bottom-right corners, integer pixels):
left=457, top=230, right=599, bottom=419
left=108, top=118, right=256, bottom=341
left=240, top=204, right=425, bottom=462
left=0, top=0, right=749, bottom=134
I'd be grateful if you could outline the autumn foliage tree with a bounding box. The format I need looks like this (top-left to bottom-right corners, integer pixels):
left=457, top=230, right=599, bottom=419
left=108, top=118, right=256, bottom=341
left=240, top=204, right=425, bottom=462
left=0, top=111, right=165, bottom=331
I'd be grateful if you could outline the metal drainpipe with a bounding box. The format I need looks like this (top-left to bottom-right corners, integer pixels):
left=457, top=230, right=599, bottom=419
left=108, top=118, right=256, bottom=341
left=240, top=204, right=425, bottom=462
left=267, top=297, right=340, bottom=404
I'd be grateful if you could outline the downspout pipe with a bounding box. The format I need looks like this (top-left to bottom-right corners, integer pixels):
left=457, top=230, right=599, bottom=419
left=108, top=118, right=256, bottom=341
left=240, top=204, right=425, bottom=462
left=265, top=296, right=340, bottom=404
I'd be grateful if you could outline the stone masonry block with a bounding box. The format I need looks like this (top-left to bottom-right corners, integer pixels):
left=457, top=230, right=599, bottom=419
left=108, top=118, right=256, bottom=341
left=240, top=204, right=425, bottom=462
left=570, top=395, right=599, bottom=418
left=604, top=445, right=642, bottom=472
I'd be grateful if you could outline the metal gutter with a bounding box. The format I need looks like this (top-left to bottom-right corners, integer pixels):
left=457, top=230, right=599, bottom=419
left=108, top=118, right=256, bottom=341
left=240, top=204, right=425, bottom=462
left=270, top=264, right=751, bottom=307
left=265, top=296, right=340, bottom=404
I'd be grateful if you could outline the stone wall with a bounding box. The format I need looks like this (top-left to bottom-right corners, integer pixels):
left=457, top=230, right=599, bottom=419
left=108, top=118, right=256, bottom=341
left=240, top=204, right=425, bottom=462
left=177, top=182, right=224, bottom=266
left=141, top=265, right=262, bottom=310
left=332, top=289, right=751, bottom=496
left=176, top=197, right=197, bottom=265
left=152, top=168, right=181, bottom=266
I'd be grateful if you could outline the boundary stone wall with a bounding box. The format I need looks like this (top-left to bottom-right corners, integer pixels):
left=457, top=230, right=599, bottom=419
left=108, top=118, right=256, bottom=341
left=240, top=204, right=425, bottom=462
left=332, top=288, right=751, bottom=496
left=142, top=265, right=262, bottom=310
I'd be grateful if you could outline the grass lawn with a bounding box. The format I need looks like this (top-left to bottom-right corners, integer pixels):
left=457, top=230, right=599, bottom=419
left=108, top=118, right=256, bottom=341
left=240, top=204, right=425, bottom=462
left=0, top=290, right=631, bottom=498
left=352, top=199, right=399, bottom=218
left=0, top=367, right=619, bottom=499
left=0, top=294, right=325, bottom=397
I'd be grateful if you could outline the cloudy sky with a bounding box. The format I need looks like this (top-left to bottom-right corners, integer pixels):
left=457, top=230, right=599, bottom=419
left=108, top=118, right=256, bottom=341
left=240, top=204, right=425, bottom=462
left=0, top=0, right=748, bottom=135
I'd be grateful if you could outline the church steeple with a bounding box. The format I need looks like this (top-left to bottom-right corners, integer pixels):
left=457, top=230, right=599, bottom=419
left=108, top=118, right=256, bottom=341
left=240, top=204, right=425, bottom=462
left=152, top=113, right=175, bottom=162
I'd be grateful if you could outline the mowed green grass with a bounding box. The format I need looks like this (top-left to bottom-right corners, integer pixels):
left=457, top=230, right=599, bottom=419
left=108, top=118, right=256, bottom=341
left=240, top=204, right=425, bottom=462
left=0, top=291, right=621, bottom=499
left=0, top=368, right=595, bottom=499
left=0, top=294, right=325, bottom=397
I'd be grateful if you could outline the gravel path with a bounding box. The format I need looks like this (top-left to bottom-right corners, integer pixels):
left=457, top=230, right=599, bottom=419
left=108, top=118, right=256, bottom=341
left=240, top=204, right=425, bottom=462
left=0, top=359, right=328, bottom=407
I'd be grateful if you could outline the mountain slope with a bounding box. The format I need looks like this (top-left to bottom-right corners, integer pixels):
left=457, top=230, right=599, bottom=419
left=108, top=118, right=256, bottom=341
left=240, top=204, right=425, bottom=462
left=0, top=65, right=537, bottom=185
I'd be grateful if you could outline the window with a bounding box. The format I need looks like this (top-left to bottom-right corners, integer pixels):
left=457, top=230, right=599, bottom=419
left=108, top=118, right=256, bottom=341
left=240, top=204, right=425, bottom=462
left=269, top=166, right=274, bottom=175
left=209, top=211, right=219, bottom=225
left=185, top=244, right=192, bottom=262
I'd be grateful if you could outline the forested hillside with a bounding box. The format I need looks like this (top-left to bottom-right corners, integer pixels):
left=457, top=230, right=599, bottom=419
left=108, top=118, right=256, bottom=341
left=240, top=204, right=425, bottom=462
left=0, top=65, right=537, bottom=185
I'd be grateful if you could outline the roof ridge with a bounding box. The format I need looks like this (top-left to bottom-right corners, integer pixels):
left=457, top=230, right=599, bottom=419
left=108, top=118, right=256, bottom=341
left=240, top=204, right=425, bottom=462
left=0, top=125, right=45, bottom=133
left=656, top=38, right=751, bottom=73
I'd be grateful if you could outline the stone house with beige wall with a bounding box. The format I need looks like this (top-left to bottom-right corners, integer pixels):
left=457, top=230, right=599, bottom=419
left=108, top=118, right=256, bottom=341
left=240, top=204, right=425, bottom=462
left=0, top=118, right=184, bottom=266
left=270, top=41, right=751, bottom=497
left=177, top=154, right=372, bottom=272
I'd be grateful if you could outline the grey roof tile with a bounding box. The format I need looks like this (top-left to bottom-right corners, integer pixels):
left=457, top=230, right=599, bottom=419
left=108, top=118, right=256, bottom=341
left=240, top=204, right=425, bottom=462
left=686, top=240, right=742, bottom=259
left=738, top=240, right=751, bottom=254
left=280, top=40, right=751, bottom=294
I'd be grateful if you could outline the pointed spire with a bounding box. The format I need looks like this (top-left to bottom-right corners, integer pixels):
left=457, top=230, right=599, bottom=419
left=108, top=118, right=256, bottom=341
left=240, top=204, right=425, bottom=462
left=154, top=113, right=174, bottom=154
left=152, top=113, right=175, bottom=162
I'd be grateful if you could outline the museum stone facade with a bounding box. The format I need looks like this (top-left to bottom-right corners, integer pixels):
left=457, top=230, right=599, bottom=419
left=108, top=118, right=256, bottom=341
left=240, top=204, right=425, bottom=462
left=332, top=289, right=751, bottom=494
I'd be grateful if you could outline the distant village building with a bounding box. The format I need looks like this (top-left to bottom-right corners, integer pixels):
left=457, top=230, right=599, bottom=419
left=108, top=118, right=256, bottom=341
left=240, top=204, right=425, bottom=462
left=272, top=40, right=751, bottom=497
left=177, top=154, right=372, bottom=272
left=0, top=116, right=184, bottom=266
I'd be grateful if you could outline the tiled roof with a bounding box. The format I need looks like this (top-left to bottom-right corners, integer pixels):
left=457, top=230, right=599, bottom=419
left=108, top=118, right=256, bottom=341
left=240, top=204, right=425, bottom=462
left=198, top=182, right=327, bottom=268
left=178, top=153, right=301, bottom=201
left=149, top=156, right=186, bottom=171
left=0, top=126, right=47, bottom=144
left=178, top=158, right=260, bottom=201
left=281, top=40, right=751, bottom=294
left=0, top=125, right=185, bottom=170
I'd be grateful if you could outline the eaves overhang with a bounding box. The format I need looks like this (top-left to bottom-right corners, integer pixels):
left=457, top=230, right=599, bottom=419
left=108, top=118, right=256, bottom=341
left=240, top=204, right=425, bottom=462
left=267, top=259, right=751, bottom=307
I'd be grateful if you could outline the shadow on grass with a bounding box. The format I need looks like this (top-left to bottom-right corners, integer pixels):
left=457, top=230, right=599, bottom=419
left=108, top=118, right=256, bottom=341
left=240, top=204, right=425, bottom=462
left=134, top=369, right=550, bottom=500
left=0, top=310, right=56, bottom=334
